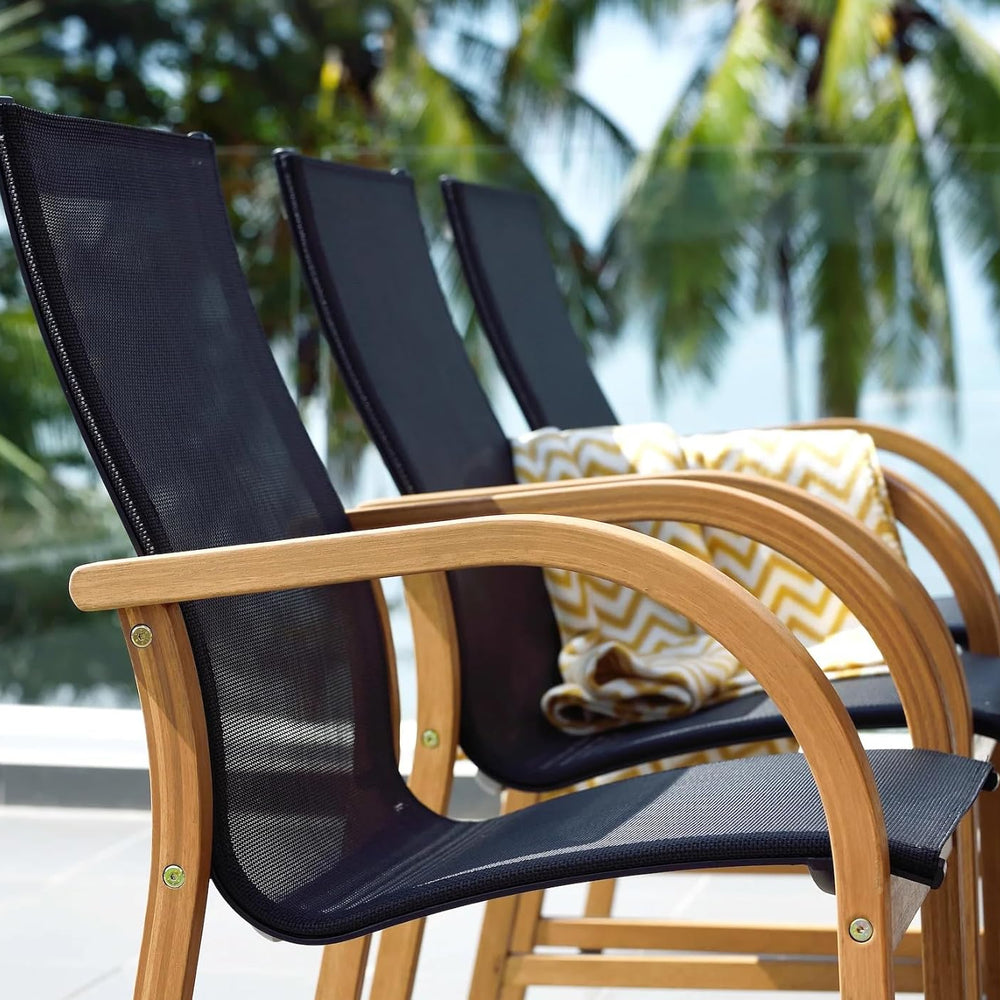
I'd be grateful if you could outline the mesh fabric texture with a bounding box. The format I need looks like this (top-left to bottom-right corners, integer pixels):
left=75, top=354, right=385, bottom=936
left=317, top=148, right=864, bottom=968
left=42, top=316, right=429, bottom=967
left=441, top=177, right=990, bottom=649
left=0, top=103, right=401, bottom=936
left=441, top=177, right=616, bottom=430
left=275, top=153, right=567, bottom=786
left=191, top=749, right=997, bottom=941
left=0, top=104, right=992, bottom=943
left=277, top=153, right=1000, bottom=789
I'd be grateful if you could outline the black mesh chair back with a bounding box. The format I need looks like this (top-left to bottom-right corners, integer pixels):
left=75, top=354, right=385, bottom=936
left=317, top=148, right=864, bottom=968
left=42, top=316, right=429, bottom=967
left=440, top=179, right=995, bottom=654
left=0, top=104, right=404, bottom=938
left=441, top=177, right=617, bottom=430
left=276, top=153, right=573, bottom=786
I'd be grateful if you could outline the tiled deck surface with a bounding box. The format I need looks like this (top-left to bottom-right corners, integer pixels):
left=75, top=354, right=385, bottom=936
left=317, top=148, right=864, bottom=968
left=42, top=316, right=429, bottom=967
left=0, top=803, right=921, bottom=1000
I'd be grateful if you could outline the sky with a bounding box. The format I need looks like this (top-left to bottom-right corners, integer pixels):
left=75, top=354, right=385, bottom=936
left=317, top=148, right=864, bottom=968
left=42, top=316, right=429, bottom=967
left=432, top=2, right=1000, bottom=243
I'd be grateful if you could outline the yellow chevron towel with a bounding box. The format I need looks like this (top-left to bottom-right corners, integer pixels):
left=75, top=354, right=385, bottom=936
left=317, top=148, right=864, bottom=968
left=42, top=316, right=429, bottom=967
left=512, top=425, right=905, bottom=738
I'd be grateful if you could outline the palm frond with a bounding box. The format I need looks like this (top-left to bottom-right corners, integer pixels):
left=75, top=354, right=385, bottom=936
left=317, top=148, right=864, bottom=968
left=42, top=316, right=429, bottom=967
left=0, top=0, right=54, bottom=92
left=504, top=0, right=671, bottom=80
left=928, top=5, right=1000, bottom=358
left=609, top=2, right=789, bottom=388
left=501, top=74, right=636, bottom=180
left=0, top=0, right=42, bottom=36
left=818, top=0, right=892, bottom=127
left=865, top=64, right=955, bottom=413
left=798, top=154, right=876, bottom=415
left=380, top=55, right=618, bottom=342
left=0, top=432, right=48, bottom=487
left=455, top=15, right=637, bottom=183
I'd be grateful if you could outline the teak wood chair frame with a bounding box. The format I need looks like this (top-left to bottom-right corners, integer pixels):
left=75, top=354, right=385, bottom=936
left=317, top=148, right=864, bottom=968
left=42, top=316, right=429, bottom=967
left=796, top=419, right=1000, bottom=995
left=441, top=174, right=1000, bottom=844
left=66, top=498, right=973, bottom=1000
left=8, top=104, right=990, bottom=1000
left=308, top=471, right=1000, bottom=1000
left=273, top=158, right=1000, bottom=1000
left=472, top=406, right=1000, bottom=1000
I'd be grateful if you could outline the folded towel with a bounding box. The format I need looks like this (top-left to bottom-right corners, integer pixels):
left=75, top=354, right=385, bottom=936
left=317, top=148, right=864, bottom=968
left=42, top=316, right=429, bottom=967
left=512, top=425, right=904, bottom=758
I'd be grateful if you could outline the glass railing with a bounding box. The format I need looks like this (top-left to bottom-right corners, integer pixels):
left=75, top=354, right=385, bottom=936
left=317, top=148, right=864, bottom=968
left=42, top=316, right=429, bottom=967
left=3, top=144, right=1000, bottom=715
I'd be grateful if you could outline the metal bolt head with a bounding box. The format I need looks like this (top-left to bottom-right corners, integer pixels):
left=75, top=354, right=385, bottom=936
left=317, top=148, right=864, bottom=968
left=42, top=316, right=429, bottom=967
left=849, top=917, right=874, bottom=943
left=130, top=624, right=153, bottom=648
left=162, top=864, right=186, bottom=889
left=420, top=729, right=440, bottom=749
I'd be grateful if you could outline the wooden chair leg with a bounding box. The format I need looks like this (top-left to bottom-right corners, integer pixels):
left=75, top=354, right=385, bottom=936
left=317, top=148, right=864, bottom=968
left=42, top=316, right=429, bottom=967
left=956, top=814, right=982, bottom=1000
left=121, top=605, right=213, bottom=1000
left=314, top=937, right=371, bottom=1000
left=920, top=857, right=974, bottom=1000
left=469, top=895, right=522, bottom=1000
left=468, top=790, right=540, bottom=1000
left=584, top=879, right=616, bottom=918
left=132, top=840, right=209, bottom=1000
left=980, top=762, right=1000, bottom=1000
left=579, top=878, right=617, bottom=956
left=366, top=921, right=427, bottom=1000
left=834, top=897, right=895, bottom=998
left=497, top=889, right=546, bottom=1000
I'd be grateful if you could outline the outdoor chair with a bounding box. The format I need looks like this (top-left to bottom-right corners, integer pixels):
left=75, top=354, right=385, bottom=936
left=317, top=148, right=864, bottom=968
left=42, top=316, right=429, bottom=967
left=442, top=177, right=1000, bottom=985
left=2, top=103, right=990, bottom=1000
left=275, top=151, right=1000, bottom=999
left=440, top=177, right=1000, bottom=654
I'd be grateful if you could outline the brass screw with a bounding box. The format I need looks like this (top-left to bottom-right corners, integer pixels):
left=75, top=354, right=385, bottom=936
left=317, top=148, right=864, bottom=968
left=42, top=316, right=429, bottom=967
left=130, top=624, right=153, bottom=648
left=162, top=864, right=186, bottom=889
left=421, top=729, right=440, bottom=749
left=849, top=917, right=873, bottom=943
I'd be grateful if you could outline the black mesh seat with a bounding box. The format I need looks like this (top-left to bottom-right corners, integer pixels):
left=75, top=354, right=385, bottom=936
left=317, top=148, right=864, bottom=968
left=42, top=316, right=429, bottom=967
left=240, top=750, right=982, bottom=942
left=440, top=176, right=993, bottom=649
left=0, top=104, right=992, bottom=955
left=276, top=152, right=1000, bottom=793
left=497, top=657, right=1000, bottom=790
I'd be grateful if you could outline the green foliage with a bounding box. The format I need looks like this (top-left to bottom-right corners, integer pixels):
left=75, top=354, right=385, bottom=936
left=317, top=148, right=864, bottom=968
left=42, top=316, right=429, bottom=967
left=0, top=0, right=997, bottom=705
left=615, top=1, right=788, bottom=386
left=6, top=1, right=622, bottom=478
left=613, top=0, right=1000, bottom=418
left=0, top=0, right=630, bottom=702
left=0, top=303, right=80, bottom=518
left=0, top=547, right=133, bottom=702
left=0, top=2, right=55, bottom=98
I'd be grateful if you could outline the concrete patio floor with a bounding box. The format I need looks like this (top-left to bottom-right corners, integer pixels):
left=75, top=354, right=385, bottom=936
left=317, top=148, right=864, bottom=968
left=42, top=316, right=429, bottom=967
left=0, top=803, right=923, bottom=1000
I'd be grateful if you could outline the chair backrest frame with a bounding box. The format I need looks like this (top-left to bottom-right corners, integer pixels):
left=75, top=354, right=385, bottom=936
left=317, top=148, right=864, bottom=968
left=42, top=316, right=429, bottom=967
left=276, top=151, right=586, bottom=788
left=0, top=103, right=405, bottom=940
left=441, top=176, right=618, bottom=430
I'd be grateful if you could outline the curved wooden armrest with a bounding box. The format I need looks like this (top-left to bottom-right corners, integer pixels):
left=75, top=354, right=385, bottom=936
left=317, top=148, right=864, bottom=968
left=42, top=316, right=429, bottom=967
left=352, top=477, right=957, bottom=756
left=76, top=510, right=891, bottom=959
left=97, top=514, right=897, bottom=983
left=350, top=475, right=657, bottom=519
left=789, top=418, right=1000, bottom=577
left=884, top=470, right=1000, bottom=657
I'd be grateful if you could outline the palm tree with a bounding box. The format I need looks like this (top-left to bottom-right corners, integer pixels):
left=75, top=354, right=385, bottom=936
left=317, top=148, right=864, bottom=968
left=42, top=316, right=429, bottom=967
left=8, top=1, right=631, bottom=480
left=611, top=0, right=1000, bottom=420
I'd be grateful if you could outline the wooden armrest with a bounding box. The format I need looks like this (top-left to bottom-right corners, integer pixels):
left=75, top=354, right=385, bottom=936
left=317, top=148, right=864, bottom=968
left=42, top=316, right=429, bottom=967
left=358, top=476, right=957, bottom=756
left=885, top=470, right=1000, bottom=656
left=71, top=509, right=886, bottom=777
left=349, top=476, right=656, bottom=523
left=789, top=418, right=1000, bottom=577
left=97, top=511, right=894, bottom=978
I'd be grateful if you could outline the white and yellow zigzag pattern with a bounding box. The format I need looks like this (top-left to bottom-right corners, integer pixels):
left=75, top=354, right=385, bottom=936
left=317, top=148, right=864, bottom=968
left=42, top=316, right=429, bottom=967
left=511, top=424, right=904, bottom=778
